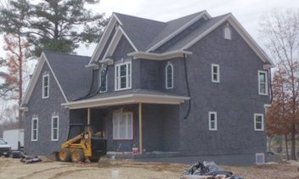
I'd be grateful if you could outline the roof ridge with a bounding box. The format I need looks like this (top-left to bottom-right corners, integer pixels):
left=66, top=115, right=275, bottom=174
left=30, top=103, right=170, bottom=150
left=43, top=50, right=91, bottom=59
left=146, top=10, right=211, bottom=52
left=113, top=12, right=165, bottom=24
left=166, top=10, right=207, bottom=23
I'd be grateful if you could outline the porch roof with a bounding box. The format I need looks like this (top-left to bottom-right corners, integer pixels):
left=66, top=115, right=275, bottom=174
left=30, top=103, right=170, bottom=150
left=62, top=89, right=190, bottom=109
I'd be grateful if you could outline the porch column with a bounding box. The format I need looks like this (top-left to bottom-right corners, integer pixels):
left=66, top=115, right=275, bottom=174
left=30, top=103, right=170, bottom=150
left=138, top=103, right=143, bottom=154
left=87, top=108, right=91, bottom=125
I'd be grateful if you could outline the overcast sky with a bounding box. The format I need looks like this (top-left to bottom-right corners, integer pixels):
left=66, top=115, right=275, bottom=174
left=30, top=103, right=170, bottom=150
left=76, top=0, right=299, bottom=55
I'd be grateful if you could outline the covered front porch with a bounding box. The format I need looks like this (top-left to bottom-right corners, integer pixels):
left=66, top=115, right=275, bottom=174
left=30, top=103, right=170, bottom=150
left=63, top=90, right=189, bottom=156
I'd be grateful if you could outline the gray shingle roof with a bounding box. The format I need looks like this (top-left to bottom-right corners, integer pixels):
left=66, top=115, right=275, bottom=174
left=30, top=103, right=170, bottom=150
left=44, top=51, right=92, bottom=101
left=114, top=13, right=166, bottom=51
left=164, top=14, right=229, bottom=51
left=114, top=11, right=207, bottom=52
left=146, top=11, right=206, bottom=50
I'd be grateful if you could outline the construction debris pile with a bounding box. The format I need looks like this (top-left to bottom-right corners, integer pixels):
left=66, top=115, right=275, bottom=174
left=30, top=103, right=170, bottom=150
left=3, top=150, right=42, bottom=164
left=181, top=161, right=243, bottom=179
left=20, top=155, right=42, bottom=164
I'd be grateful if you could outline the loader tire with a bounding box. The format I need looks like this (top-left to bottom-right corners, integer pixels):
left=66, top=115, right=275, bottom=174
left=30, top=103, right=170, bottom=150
left=59, top=148, right=71, bottom=162
left=71, top=149, right=84, bottom=162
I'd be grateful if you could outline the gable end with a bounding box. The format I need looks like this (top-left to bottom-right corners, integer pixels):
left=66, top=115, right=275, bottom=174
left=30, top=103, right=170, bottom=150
left=182, top=14, right=274, bottom=66
left=89, top=13, right=138, bottom=65
left=22, top=53, right=69, bottom=106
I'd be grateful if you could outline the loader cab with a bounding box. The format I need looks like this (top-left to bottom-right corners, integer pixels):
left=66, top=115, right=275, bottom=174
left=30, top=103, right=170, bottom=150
left=59, top=124, right=107, bottom=162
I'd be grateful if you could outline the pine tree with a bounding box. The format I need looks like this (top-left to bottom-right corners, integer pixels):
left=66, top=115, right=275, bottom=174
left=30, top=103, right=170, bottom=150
left=0, top=0, right=30, bottom=103
left=0, top=0, right=107, bottom=56
left=0, top=0, right=106, bottom=126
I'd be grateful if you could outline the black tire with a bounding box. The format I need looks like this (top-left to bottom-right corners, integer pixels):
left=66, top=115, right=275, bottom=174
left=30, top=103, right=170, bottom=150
left=59, top=148, right=71, bottom=162
left=71, top=149, right=85, bottom=162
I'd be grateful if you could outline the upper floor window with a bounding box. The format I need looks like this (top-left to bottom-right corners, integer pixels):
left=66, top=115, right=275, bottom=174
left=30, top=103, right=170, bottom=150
left=165, top=62, right=174, bottom=89
left=209, top=111, right=218, bottom=131
left=31, top=117, right=38, bottom=141
left=211, top=64, right=220, bottom=83
left=224, top=24, right=232, bottom=40
left=115, top=61, right=132, bottom=91
left=42, top=73, right=49, bottom=98
left=258, top=71, right=268, bottom=95
left=99, top=67, right=108, bottom=93
left=113, top=110, right=133, bottom=140
left=254, top=113, right=264, bottom=131
left=51, top=115, right=59, bottom=141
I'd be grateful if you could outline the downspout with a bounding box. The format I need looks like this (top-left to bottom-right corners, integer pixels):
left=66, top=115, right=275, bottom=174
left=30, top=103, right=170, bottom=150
left=268, top=68, right=273, bottom=104
left=74, top=69, right=96, bottom=101
left=183, top=54, right=191, bottom=119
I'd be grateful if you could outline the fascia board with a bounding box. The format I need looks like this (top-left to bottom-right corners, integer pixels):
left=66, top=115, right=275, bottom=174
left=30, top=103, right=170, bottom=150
left=62, top=94, right=190, bottom=109
left=21, top=54, right=46, bottom=105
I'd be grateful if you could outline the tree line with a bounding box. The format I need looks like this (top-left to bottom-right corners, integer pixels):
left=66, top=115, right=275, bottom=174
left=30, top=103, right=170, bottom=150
left=0, top=0, right=107, bottom=126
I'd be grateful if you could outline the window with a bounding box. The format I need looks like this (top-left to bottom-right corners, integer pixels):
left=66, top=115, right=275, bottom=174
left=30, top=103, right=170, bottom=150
left=165, top=63, right=174, bottom=89
left=254, top=113, right=264, bottom=131
left=209, top=112, right=217, bottom=131
left=113, top=110, right=133, bottom=140
left=224, top=24, right=232, bottom=40
left=42, top=73, right=49, bottom=98
left=99, top=67, right=108, bottom=93
left=211, top=64, right=220, bottom=83
left=51, top=115, right=59, bottom=141
left=115, top=61, right=131, bottom=91
left=256, top=153, right=265, bottom=165
left=258, top=71, right=268, bottom=95
left=31, top=117, right=38, bottom=141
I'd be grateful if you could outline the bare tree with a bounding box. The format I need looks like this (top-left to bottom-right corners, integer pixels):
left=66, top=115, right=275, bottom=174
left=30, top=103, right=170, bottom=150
left=266, top=69, right=292, bottom=159
left=261, top=9, right=299, bottom=160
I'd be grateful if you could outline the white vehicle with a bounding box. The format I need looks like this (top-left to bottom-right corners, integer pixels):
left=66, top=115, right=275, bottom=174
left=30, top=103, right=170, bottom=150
left=3, top=129, right=24, bottom=151
left=0, top=138, right=11, bottom=156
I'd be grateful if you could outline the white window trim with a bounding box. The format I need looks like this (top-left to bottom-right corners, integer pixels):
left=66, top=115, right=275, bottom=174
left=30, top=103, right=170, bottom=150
left=99, top=68, right=108, bottom=93
left=31, top=117, right=38, bottom=141
left=209, top=111, right=218, bottom=131
left=258, top=70, right=268, bottom=95
left=211, top=64, right=220, bottom=83
left=112, top=110, right=133, bottom=140
left=254, top=113, right=264, bottom=131
left=255, top=153, right=265, bottom=165
left=114, top=61, right=132, bottom=91
left=165, top=63, right=174, bottom=89
left=51, top=115, right=59, bottom=141
left=224, top=24, right=232, bottom=40
left=42, top=73, right=50, bottom=99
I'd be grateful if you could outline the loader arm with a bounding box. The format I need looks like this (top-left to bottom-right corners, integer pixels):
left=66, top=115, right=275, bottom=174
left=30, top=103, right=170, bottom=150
left=61, top=134, right=83, bottom=148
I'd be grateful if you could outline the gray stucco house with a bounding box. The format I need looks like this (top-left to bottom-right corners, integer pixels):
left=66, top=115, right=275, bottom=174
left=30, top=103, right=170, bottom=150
left=21, top=11, right=273, bottom=165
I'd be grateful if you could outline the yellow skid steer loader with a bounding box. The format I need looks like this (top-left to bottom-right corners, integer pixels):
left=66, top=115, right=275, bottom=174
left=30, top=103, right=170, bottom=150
left=58, top=125, right=106, bottom=162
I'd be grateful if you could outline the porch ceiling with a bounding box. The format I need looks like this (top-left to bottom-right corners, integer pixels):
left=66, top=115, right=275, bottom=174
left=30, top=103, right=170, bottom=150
left=62, top=91, right=190, bottom=109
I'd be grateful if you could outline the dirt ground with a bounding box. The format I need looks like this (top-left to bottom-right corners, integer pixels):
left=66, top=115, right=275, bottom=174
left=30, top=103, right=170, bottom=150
left=0, top=157, right=299, bottom=179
